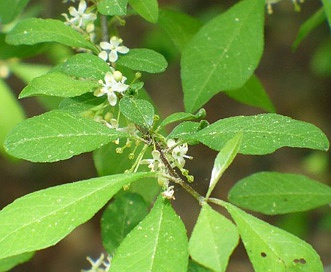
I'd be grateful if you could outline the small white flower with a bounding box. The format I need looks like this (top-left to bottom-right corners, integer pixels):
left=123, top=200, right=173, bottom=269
left=162, top=185, right=175, bottom=200
left=63, top=0, right=96, bottom=28
left=95, top=69, right=129, bottom=106
left=167, top=139, right=192, bottom=168
left=82, top=253, right=112, bottom=272
left=98, top=36, right=129, bottom=63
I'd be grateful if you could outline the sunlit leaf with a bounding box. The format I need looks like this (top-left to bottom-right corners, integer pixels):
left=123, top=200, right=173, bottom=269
left=4, top=110, right=128, bottom=162
left=189, top=114, right=329, bottom=155
left=0, top=172, right=154, bottom=259
left=6, top=18, right=98, bottom=53
left=181, top=0, right=265, bottom=113
left=117, top=49, right=167, bottom=73
left=189, top=204, right=239, bottom=272
left=321, top=0, right=331, bottom=29
left=225, top=203, right=324, bottom=272
left=19, top=72, right=98, bottom=98
left=228, top=172, right=331, bottom=215
left=110, top=196, right=188, bottom=272
left=53, top=53, right=111, bottom=80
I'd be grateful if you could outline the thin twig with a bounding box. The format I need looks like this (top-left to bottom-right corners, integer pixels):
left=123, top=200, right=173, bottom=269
left=100, top=15, right=109, bottom=42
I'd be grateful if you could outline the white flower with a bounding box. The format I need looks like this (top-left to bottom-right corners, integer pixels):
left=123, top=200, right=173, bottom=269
left=162, top=185, right=175, bottom=200
left=95, top=69, right=129, bottom=106
left=98, top=36, right=129, bottom=63
left=167, top=139, right=192, bottom=168
left=62, top=0, right=96, bottom=28
left=82, top=253, right=111, bottom=272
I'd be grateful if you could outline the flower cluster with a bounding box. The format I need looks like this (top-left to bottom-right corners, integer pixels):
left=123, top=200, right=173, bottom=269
left=82, top=254, right=111, bottom=272
left=62, top=0, right=96, bottom=40
left=94, top=68, right=129, bottom=107
left=140, top=139, right=192, bottom=200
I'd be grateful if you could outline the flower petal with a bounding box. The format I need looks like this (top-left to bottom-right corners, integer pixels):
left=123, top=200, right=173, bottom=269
left=109, top=50, right=118, bottom=62
left=117, top=46, right=129, bottom=54
left=107, top=92, right=117, bottom=106
left=100, top=42, right=111, bottom=50
left=98, top=51, right=108, bottom=61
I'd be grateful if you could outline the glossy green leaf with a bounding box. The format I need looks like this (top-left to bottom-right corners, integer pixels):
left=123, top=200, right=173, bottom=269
left=321, top=0, right=331, bottom=28
left=158, top=9, right=202, bottom=52
left=206, top=133, right=242, bottom=198
left=6, top=18, right=98, bottom=53
left=101, top=192, right=149, bottom=254
left=110, top=196, right=188, bottom=272
left=292, top=8, right=326, bottom=51
left=0, top=34, right=45, bottom=59
left=0, top=79, right=25, bottom=156
left=19, top=72, right=98, bottom=98
left=117, top=49, right=167, bottom=73
left=167, top=121, right=200, bottom=142
left=0, top=252, right=34, bottom=272
left=119, top=97, right=155, bottom=129
left=128, top=0, right=158, bottom=23
left=0, top=172, right=153, bottom=259
left=190, top=114, right=329, bottom=155
left=53, top=53, right=111, bottom=80
left=225, top=203, right=324, bottom=272
left=225, top=75, right=275, bottom=113
left=189, top=204, right=239, bottom=272
left=181, top=0, right=265, bottom=113
left=228, top=172, right=331, bottom=215
left=160, top=109, right=206, bottom=128
left=0, top=0, right=29, bottom=24
left=97, top=0, right=128, bottom=16
left=4, top=110, right=129, bottom=162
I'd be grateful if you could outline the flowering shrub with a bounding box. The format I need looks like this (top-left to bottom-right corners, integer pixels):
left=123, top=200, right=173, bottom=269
left=0, top=0, right=330, bottom=271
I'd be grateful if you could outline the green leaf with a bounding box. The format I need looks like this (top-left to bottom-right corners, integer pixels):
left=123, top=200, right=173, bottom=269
left=0, top=79, right=25, bottom=157
left=206, top=133, right=242, bottom=198
left=189, top=204, right=239, bottom=272
left=19, top=72, right=98, bottom=98
left=128, top=0, right=158, bottom=23
left=225, top=75, right=275, bottom=113
left=292, top=8, right=326, bottom=51
left=0, top=172, right=153, bottom=260
left=225, top=203, right=324, bottom=272
left=0, top=34, right=45, bottom=59
left=4, top=110, right=129, bottom=162
left=188, top=260, right=212, bottom=272
left=228, top=172, right=331, bottom=215
left=158, top=9, right=202, bottom=52
left=181, top=0, right=265, bottom=113
left=167, top=121, right=201, bottom=143
left=110, top=196, right=188, bottom=272
left=0, top=0, right=29, bottom=24
left=190, top=114, right=329, bottom=155
left=119, top=97, right=155, bottom=129
left=9, top=63, right=50, bottom=83
left=0, top=252, right=34, bottom=272
left=53, top=53, right=111, bottom=80
left=97, top=0, right=128, bottom=16
left=101, top=192, right=149, bottom=254
left=160, top=109, right=206, bottom=128
left=117, top=48, right=167, bottom=73
left=5, top=18, right=98, bottom=53
left=321, top=0, right=331, bottom=29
